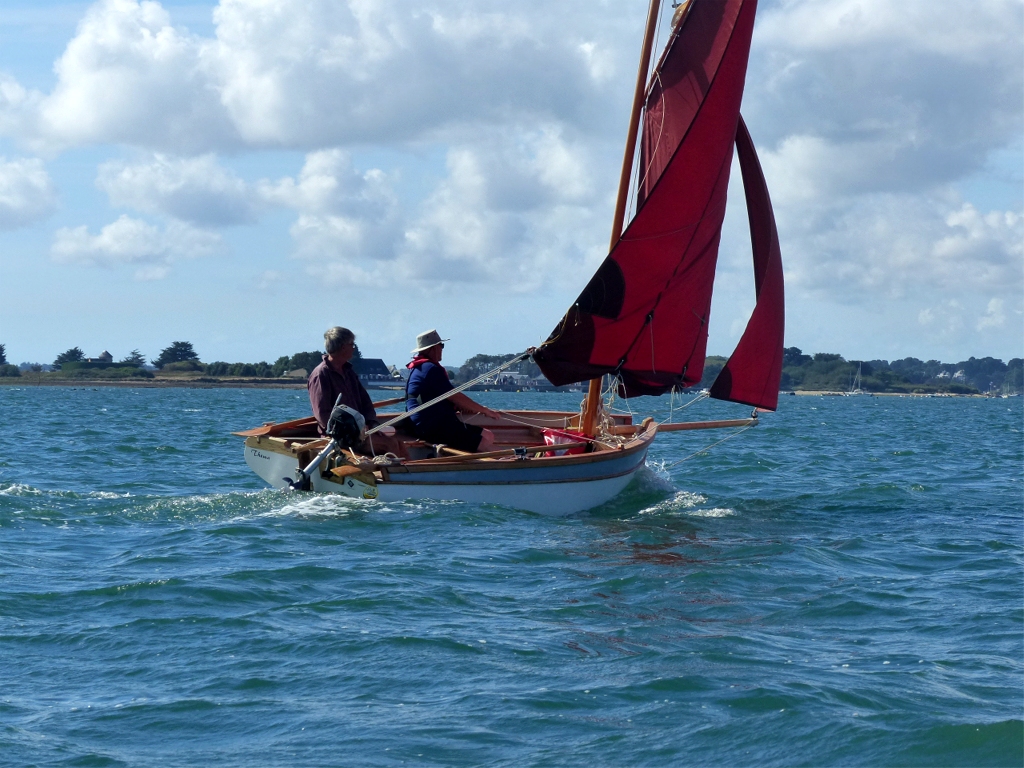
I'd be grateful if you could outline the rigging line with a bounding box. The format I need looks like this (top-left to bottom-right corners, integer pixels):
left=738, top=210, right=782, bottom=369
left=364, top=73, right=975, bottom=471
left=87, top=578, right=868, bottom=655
left=656, top=390, right=708, bottom=424
left=632, top=71, right=666, bottom=220
left=367, top=352, right=529, bottom=436
left=543, top=4, right=668, bottom=353
left=651, top=0, right=664, bottom=84
left=495, top=411, right=572, bottom=431
left=494, top=392, right=621, bottom=447
left=539, top=3, right=701, bottom=354
left=627, top=3, right=667, bottom=224
left=636, top=390, right=707, bottom=424
left=537, top=3, right=740, bottom=364
left=623, top=3, right=746, bottom=224
left=646, top=0, right=688, bottom=96
left=537, top=307, right=572, bottom=349
left=625, top=128, right=640, bottom=222
left=677, top=390, right=709, bottom=411
left=604, top=374, right=632, bottom=421
left=662, top=421, right=755, bottom=469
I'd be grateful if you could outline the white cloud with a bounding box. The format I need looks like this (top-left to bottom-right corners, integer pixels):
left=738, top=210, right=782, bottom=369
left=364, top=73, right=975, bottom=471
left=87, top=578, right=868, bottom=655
left=97, top=153, right=259, bottom=225
left=977, top=298, right=1006, bottom=331
left=750, top=0, right=1023, bottom=190
left=205, top=0, right=613, bottom=148
left=913, top=299, right=966, bottom=339
left=35, top=0, right=236, bottom=153
left=0, top=0, right=1020, bottom=362
left=776, top=189, right=1023, bottom=297
left=0, top=74, right=41, bottom=142
left=260, top=149, right=394, bottom=217
left=259, top=149, right=402, bottom=278
left=756, top=0, right=1020, bottom=58
left=51, top=213, right=220, bottom=279
left=258, top=131, right=605, bottom=291
left=0, top=156, right=57, bottom=229
left=0, top=0, right=622, bottom=154
left=396, top=126, right=604, bottom=290
left=740, top=0, right=1023, bottom=358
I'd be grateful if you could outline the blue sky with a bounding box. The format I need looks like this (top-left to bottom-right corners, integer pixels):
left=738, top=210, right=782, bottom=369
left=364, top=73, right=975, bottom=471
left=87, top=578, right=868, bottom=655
left=0, top=0, right=1021, bottom=369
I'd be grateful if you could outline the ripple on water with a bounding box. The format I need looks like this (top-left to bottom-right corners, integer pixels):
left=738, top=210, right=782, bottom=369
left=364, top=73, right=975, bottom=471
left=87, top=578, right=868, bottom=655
left=0, top=389, right=1019, bottom=767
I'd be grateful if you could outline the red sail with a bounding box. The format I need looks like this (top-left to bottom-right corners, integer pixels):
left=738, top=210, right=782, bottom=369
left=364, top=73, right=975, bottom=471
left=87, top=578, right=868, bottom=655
left=535, top=0, right=759, bottom=396
left=709, top=117, right=785, bottom=411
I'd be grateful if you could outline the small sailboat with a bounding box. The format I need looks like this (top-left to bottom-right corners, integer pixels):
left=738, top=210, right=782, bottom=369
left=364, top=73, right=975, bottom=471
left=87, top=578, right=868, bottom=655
left=238, top=0, right=785, bottom=514
left=848, top=363, right=867, bottom=395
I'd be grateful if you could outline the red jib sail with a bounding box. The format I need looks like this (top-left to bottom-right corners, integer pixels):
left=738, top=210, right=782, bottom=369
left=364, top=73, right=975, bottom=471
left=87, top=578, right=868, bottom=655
left=535, top=0, right=784, bottom=408
left=709, top=116, right=785, bottom=410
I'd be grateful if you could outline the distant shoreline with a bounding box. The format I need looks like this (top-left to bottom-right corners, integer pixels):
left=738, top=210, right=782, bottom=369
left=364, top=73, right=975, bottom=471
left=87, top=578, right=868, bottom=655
left=0, top=376, right=307, bottom=390
left=0, top=376, right=1008, bottom=398
left=789, top=390, right=998, bottom=398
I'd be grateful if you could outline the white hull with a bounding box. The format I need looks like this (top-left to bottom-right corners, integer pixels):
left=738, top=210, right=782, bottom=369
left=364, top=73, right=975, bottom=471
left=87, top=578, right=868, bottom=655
left=243, top=416, right=654, bottom=515
left=374, top=471, right=639, bottom=514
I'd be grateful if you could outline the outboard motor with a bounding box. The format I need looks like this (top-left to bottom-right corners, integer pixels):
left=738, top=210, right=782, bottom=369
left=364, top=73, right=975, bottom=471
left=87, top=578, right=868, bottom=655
left=285, top=398, right=366, bottom=491
left=326, top=404, right=366, bottom=449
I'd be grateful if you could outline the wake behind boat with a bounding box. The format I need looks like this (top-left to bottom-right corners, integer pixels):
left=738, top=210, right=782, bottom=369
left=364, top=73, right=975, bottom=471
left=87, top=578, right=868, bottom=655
left=238, top=0, right=785, bottom=514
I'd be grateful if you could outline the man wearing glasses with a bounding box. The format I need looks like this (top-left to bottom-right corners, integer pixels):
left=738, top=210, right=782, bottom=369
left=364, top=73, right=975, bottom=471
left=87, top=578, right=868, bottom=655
left=308, top=326, right=404, bottom=456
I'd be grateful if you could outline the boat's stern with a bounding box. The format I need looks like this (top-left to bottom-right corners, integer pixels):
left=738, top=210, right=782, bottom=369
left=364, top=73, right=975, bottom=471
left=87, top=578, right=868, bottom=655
left=243, top=437, right=298, bottom=489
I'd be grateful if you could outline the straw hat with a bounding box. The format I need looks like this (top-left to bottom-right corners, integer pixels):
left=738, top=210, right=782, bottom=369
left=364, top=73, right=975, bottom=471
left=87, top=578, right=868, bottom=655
left=411, top=329, right=448, bottom=354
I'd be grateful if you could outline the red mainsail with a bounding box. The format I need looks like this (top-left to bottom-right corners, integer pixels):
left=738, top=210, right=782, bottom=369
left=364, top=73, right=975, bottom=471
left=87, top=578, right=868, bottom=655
left=535, top=0, right=784, bottom=408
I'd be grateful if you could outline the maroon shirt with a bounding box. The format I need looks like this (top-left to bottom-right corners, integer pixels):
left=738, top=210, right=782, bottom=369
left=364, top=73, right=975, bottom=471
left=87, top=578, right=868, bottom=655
left=307, top=356, right=377, bottom=435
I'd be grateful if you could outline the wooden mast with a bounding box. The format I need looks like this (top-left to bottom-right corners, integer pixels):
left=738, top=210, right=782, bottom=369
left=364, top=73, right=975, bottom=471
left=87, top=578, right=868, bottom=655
left=581, top=0, right=663, bottom=437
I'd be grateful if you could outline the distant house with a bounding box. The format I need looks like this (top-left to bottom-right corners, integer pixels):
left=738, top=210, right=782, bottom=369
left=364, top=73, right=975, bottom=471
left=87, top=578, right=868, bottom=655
left=285, top=368, right=308, bottom=379
left=495, top=372, right=530, bottom=385
left=351, top=358, right=393, bottom=382
left=63, top=350, right=127, bottom=371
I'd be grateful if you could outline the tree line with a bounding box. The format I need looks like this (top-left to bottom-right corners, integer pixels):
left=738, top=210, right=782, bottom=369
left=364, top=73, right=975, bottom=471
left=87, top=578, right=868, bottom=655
left=451, top=353, right=542, bottom=384
left=451, top=348, right=1023, bottom=395
left=2, top=340, right=1021, bottom=393
left=746, top=349, right=1021, bottom=395
left=0, top=341, right=358, bottom=380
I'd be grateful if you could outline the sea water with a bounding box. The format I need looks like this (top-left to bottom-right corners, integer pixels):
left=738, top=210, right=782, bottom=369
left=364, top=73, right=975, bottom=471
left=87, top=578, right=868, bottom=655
left=0, top=386, right=1021, bottom=767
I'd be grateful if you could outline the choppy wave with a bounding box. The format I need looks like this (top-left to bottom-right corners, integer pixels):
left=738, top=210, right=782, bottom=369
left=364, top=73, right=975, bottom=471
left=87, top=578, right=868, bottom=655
left=0, top=482, right=130, bottom=500
left=0, top=388, right=1020, bottom=767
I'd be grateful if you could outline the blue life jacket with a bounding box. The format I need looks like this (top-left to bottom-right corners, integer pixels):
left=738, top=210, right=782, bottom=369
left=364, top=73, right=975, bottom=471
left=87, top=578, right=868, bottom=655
left=406, top=360, right=459, bottom=434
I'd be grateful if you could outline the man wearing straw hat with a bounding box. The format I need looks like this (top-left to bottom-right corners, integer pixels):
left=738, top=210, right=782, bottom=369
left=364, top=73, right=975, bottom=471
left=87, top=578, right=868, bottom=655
left=406, top=329, right=499, bottom=453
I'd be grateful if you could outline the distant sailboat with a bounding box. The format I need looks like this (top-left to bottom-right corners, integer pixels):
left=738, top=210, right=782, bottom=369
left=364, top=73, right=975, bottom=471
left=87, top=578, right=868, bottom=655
left=238, top=0, right=786, bottom=514
left=848, top=363, right=868, bottom=395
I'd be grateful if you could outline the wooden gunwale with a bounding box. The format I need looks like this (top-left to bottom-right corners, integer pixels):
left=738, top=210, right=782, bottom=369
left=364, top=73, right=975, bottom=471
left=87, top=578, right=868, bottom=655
left=234, top=415, right=317, bottom=437
left=244, top=435, right=329, bottom=457
left=243, top=410, right=651, bottom=468
left=384, top=424, right=655, bottom=476
left=408, top=441, right=593, bottom=464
